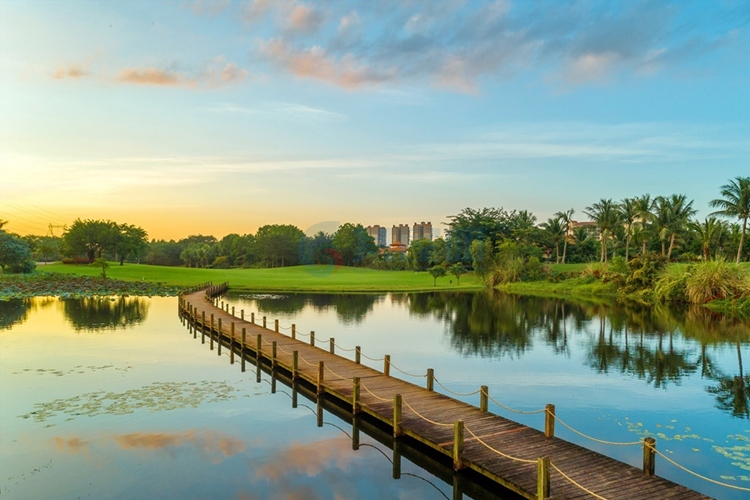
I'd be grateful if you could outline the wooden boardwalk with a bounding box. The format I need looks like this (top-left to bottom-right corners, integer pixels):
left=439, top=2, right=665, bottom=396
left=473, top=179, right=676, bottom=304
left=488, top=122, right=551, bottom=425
left=179, top=286, right=711, bottom=500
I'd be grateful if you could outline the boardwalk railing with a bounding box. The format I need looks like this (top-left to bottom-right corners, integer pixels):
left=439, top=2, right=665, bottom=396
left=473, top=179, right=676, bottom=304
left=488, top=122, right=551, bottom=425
left=178, top=286, right=745, bottom=500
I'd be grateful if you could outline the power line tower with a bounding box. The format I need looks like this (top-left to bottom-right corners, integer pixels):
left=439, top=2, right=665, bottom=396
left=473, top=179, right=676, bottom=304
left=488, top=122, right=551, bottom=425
left=48, top=224, right=67, bottom=236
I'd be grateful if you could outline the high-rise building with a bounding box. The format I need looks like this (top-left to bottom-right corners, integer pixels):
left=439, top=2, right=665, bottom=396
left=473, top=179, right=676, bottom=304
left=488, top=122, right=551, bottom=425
left=392, top=224, right=410, bottom=246
left=412, top=221, right=433, bottom=242
left=366, top=225, right=387, bottom=247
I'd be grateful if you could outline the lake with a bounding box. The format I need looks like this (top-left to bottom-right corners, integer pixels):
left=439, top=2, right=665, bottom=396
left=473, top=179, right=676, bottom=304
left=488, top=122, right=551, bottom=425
left=1, top=291, right=748, bottom=499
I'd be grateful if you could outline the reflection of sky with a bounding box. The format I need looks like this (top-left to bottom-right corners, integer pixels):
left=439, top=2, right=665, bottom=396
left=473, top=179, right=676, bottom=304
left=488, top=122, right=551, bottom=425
left=226, top=293, right=750, bottom=499
left=0, top=297, right=452, bottom=499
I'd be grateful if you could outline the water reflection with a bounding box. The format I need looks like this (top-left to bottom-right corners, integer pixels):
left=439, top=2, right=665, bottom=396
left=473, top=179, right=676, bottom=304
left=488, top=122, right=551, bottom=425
left=62, top=296, right=150, bottom=331
left=0, top=297, right=56, bottom=329
left=237, top=293, right=380, bottom=324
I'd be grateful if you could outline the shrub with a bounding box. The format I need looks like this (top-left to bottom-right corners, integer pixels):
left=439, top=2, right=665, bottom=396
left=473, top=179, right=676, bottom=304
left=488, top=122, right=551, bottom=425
left=62, top=257, right=91, bottom=265
left=684, top=260, right=750, bottom=304
left=522, top=256, right=548, bottom=281
left=623, top=252, right=668, bottom=293
left=654, top=265, right=689, bottom=303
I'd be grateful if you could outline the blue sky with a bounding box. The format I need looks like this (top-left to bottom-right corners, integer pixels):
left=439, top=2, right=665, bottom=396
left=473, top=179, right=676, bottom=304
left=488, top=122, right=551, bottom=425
left=1, top=0, right=748, bottom=240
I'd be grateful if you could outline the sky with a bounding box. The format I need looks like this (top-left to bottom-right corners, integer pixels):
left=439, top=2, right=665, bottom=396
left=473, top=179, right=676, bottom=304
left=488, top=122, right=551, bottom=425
left=1, top=0, right=748, bottom=242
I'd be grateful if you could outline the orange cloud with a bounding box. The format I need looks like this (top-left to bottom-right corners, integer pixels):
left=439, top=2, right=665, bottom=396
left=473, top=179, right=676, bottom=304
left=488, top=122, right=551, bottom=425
left=260, top=38, right=396, bottom=90
left=113, top=430, right=247, bottom=458
left=53, top=64, right=88, bottom=80
left=254, top=436, right=355, bottom=480
left=286, top=4, right=322, bottom=34
left=115, top=67, right=195, bottom=87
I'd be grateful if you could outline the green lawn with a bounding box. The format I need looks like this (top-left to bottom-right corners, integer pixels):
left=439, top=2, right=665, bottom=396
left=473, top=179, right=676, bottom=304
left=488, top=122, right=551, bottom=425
left=36, top=262, right=484, bottom=292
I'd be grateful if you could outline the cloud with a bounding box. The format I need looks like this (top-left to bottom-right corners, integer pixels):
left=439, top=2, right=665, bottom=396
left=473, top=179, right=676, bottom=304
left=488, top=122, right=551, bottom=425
left=53, top=64, right=88, bottom=80
left=114, top=57, right=247, bottom=88
left=286, top=3, right=324, bottom=34
left=113, top=430, right=246, bottom=459
left=116, top=67, right=194, bottom=87
left=52, top=437, right=90, bottom=456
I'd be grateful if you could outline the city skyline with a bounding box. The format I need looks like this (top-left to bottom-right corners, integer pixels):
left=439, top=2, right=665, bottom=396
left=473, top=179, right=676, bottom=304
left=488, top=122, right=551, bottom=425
left=1, top=1, right=748, bottom=240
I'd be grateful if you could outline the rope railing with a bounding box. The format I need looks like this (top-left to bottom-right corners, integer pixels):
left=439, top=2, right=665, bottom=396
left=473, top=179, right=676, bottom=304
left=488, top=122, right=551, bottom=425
left=645, top=442, right=750, bottom=493
left=433, top=376, right=481, bottom=396
left=389, top=362, right=427, bottom=379
left=550, top=462, right=609, bottom=500
left=360, top=351, right=385, bottom=362
left=323, top=363, right=348, bottom=381
left=330, top=340, right=357, bottom=352
left=486, top=393, right=547, bottom=415
left=463, top=424, right=537, bottom=464
left=360, top=381, right=390, bottom=402
left=401, top=398, right=454, bottom=427
left=550, top=411, right=642, bottom=447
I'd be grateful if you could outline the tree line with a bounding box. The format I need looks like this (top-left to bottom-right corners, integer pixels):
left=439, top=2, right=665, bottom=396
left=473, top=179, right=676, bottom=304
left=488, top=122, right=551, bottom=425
left=1, top=176, right=747, bottom=274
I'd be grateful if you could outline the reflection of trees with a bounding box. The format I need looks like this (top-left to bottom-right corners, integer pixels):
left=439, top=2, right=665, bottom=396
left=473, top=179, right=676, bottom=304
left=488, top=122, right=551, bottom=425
left=62, top=297, right=149, bottom=331
left=0, top=298, right=32, bottom=329
left=252, top=294, right=381, bottom=325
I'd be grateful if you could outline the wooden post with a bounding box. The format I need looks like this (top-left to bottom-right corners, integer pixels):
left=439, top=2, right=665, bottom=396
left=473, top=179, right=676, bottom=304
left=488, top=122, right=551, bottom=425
left=291, top=324, right=296, bottom=340
left=274, top=319, right=279, bottom=332
left=643, top=437, right=656, bottom=476
left=317, top=396, right=323, bottom=428
left=537, top=456, right=550, bottom=500
left=241, top=328, right=246, bottom=372
left=355, top=346, right=361, bottom=364
left=393, top=440, right=402, bottom=480
left=393, top=394, right=402, bottom=437
left=480, top=385, right=488, bottom=412
left=292, top=351, right=298, bottom=380
left=352, top=377, right=361, bottom=414
left=201, top=311, right=205, bottom=332
left=329, top=338, right=335, bottom=354
left=251, top=312, right=254, bottom=324
left=262, top=316, right=266, bottom=328
left=352, top=416, right=360, bottom=451
left=210, top=314, right=214, bottom=349
left=272, top=341, right=277, bottom=368
left=241, top=309, right=244, bottom=320
left=217, top=319, right=222, bottom=355
left=310, top=331, right=315, bottom=346
left=453, top=420, right=464, bottom=470
left=292, top=382, right=298, bottom=408
left=230, top=323, right=235, bottom=364
left=257, top=334, right=262, bottom=362
left=220, top=300, right=224, bottom=310
left=384, top=355, right=391, bottom=377
left=426, top=368, right=434, bottom=391
left=545, top=404, right=555, bottom=438
left=231, top=306, right=235, bottom=316
left=317, top=361, right=324, bottom=395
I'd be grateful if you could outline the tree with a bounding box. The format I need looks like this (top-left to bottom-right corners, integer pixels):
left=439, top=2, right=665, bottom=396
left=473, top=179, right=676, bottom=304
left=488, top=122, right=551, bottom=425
left=470, top=239, right=494, bottom=279
left=428, top=264, right=447, bottom=286
left=554, top=208, right=574, bottom=264
left=540, top=217, right=564, bottom=263
left=655, top=194, right=696, bottom=259
left=255, top=224, right=305, bottom=267
left=634, top=194, right=655, bottom=254
left=91, top=257, right=110, bottom=278
left=115, top=224, right=148, bottom=265
left=585, top=199, right=621, bottom=262
left=63, top=219, right=119, bottom=263
left=332, top=223, right=377, bottom=266
left=407, top=238, right=434, bottom=271
left=619, top=198, right=638, bottom=261
left=449, top=263, right=467, bottom=285
left=710, top=176, right=750, bottom=263
left=0, top=230, right=35, bottom=273
left=446, top=207, right=509, bottom=263
left=689, top=218, right=725, bottom=261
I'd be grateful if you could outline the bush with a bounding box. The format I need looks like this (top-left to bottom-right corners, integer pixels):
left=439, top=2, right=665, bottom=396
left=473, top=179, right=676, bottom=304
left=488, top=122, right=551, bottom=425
left=522, top=256, right=548, bottom=281
left=623, top=252, right=668, bottom=293
left=62, top=257, right=91, bottom=265
left=684, top=260, right=750, bottom=304
left=210, top=256, right=230, bottom=269
left=654, top=265, right=688, bottom=303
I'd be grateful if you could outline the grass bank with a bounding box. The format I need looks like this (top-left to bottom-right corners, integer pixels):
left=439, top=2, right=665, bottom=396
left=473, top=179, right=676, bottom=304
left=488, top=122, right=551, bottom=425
left=20, top=263, right=484, bottom=293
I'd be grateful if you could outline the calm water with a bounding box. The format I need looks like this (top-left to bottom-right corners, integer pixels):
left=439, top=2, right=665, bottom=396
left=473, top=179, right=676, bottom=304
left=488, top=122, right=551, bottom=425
left=1, top=292, right=749, bottom=499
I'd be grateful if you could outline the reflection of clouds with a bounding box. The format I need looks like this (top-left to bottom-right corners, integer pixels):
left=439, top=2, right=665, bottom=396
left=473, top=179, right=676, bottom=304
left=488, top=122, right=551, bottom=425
left=52, top=430, right=248, bottom=464
left=255, top=436, right=354, bottom=480
left=51, top=436, right=90, bottom=456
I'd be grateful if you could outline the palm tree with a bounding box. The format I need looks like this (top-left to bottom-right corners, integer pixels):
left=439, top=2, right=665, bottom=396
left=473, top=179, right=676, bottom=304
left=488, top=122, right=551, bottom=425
left=554, top=208, right=575, bottom=264
left=710, top=176, right=750, bottom=263
left=619, top=198, right=638, bottom=261
left=654, top=194, right=696, bottom=260
left=585, top=199, right=621, bottom=262
left=541, top=217, right=565, bottom=263
left=688, top=217, right=725, bottom=261
left=634, top=194, right=655, bottom=254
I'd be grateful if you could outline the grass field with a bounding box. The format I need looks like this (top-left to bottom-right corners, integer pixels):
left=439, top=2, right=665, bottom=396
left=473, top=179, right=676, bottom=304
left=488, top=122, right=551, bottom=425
left=35, top=262, right=484, bottom=292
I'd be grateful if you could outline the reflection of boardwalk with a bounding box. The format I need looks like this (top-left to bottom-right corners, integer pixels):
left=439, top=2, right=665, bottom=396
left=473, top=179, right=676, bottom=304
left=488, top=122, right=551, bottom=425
left=179, top=286, right=709, bottom=500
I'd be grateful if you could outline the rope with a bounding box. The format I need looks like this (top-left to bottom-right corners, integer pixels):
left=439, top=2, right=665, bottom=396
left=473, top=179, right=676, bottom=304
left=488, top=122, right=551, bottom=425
left=433, top=377, right=481, bottom=396
left=360, top=381, right=390, bottom=402
left=646, top=443, right=750, bottom=492
left=551, top=412, right=642, bottom=447
left=330, top=340, right=356, bottom=352
left=295, top=330, right=310, bottom=338
left=278, top=325, right=292, bottom=330
left=324, top=364, right=347, bottom=380
left=550, top=462, right=608, bottom=500
left=463, top=425, right=536, bottom=464
left=486, top=394, right=547, bottom=415
left=389, top=363, right=427, bottom=379
left=401, top=398, right=454, bottom=427
left=360, top=352, right=385, bottom=362
left=297, top=353, right=316, bottom=367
